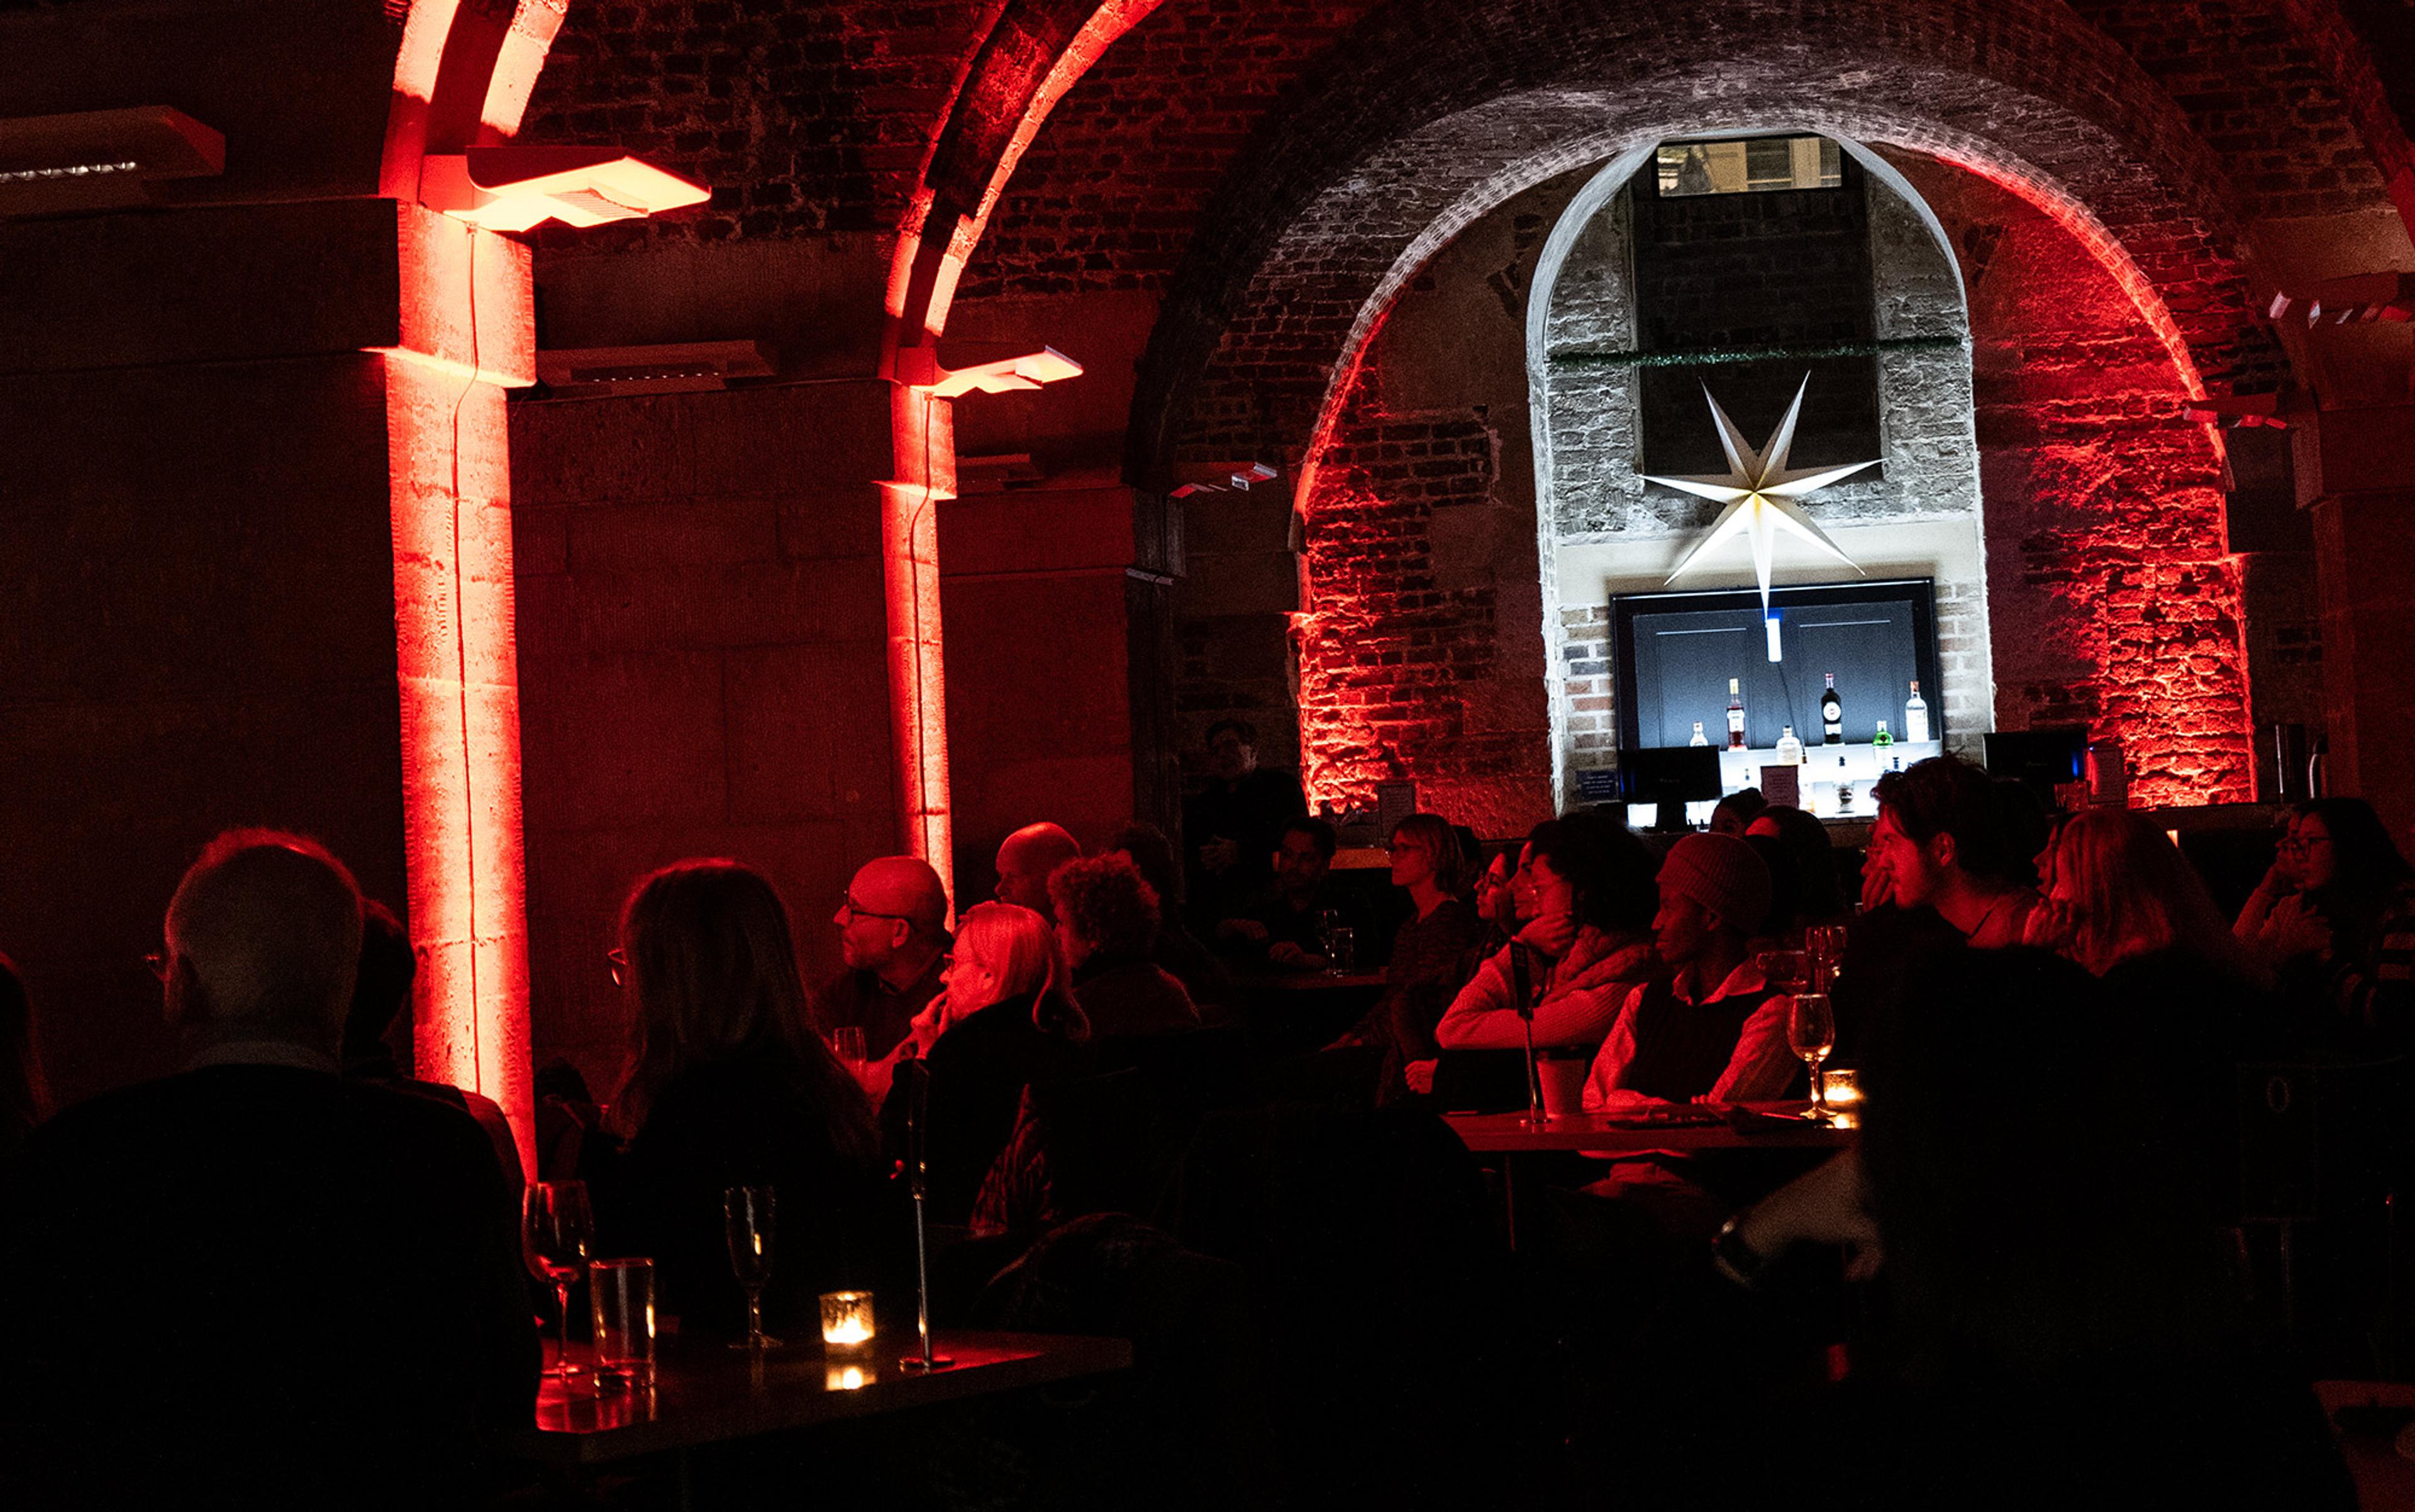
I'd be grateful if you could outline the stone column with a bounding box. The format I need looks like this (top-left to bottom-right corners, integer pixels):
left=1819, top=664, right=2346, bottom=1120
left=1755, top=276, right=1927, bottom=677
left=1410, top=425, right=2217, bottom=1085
left=2297, top=404, right=2415, bottom=840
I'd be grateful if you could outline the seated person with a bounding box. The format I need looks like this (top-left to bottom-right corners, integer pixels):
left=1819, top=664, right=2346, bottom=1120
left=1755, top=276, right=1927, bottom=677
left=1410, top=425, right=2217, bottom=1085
left=995, top=821, right=1083, bottom=921
left=1432, top=814, right=1662, bottom=1054
left=1214, top=816, right=1375, bottom=972
left=1862, top=755, right=2040, bottom=948
left=1584, top=833, right=1794, bottom=1108
left=1335, top=813, right=1481, bottom=1097
left=0, top=830, right=535, bottom=1506
left=818, top=855, right=951, bottom=1059
left=1745, top=804, right=1846, bottom=930
left=882, top=901, right=1090, bottom=1226
left=342, top=899, right=525, bottom=1198
left=1050, top=853, right=1202, bottom=1039
left=1183, top=717, right=1309, bottom=922
left=601, top=860, right=889, bottom=1338
left=1112, top=821, right=1234, bottom=1013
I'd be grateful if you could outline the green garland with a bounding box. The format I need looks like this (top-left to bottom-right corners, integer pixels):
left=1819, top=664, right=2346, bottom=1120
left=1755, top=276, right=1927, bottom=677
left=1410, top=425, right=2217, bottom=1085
left=1548, top=334, right=1963, bottom=370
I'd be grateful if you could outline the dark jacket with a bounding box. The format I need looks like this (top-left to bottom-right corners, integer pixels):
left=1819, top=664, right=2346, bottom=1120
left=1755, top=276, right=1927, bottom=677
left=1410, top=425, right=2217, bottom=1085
left=816, top=947, right=948, bottom=1062
left=597, top=1053, right=889, bottom=1339
left=885, top=992, right=1089, bottom=1226
left=0, top=1064, right=536, bottom=1507
left=1074, top=952, right=1202, bottom=1040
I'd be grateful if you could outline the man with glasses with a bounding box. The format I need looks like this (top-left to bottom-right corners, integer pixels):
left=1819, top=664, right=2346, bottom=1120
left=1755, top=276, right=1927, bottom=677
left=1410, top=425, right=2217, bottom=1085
left=821, top=856, right=951, bottom=1060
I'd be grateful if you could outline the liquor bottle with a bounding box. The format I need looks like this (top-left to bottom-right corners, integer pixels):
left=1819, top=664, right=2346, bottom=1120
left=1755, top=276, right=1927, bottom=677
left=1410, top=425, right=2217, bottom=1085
left=1775, top=726, right=1802, bottom=765
left=1834, top=755, right=1855, bottom=813
left=1726, top=679, right=1746, bottom=750
left=1821, top=673, right=1843, bottom=745
left=1873, top=719, right=1893, bottom=751
left=1904, top=679, right=1930, bottom=743
left=1689, top=721, right=1709, bottom=748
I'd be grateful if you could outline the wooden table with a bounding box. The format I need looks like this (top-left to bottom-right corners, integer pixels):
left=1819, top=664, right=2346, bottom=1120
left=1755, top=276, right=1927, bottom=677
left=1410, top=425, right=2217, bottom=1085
left=2315, top=1380, right=2415, bottom=1511
left=1446, top=1102, right=1858, bottom=1155
left=516, top=1330, right=1134, bottom=1467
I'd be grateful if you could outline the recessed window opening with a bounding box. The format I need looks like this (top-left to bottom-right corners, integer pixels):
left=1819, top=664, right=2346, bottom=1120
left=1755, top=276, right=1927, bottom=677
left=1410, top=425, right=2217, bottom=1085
left=1655, top=135, right=1843, bottom=197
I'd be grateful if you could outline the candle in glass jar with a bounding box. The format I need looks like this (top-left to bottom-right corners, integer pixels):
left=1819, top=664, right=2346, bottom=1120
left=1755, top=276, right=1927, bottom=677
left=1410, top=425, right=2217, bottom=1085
left=1822, top=1068, right=1861, bottom=1107
left=820, top=1289, right=875, bottom=1350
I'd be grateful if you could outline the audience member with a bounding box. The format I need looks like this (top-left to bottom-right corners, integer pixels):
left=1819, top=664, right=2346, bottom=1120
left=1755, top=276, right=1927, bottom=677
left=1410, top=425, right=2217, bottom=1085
left=2238, top=799, right=2415, bottom=1042
left=341, top=899, right=525, bottom=1194
left=1864, top=756, right=2038, bottom=947
left=1705, top=948, right=2351, bottom=1508
left=2024, top=809, right=2256, bottom=981
left=886, top=901, right=1089, bottom=1226
left=1745, top=804, right=1845, bottom=926
left=1335, top=813, right=1482, bottom=1098
left=1051, top=853, right=1201, bottom=1039
left=0, top=830, right=534, bottom=1506
left=1433, top=814, right=1662, bottom=1053
left=1182, top=717, right=1309, bottom=921
left=1583, top=833, right=1794, bottom=1107
left=1710, top=787, right=1768, bottom=838
left=996, top=822, right=1084, bottom=919
left=1112, top=820, right=1233, bottom=1011
left=820, top=855, right=951, bottom=1059
left=601, top=860, right=887, bottom=1338
left=1214, top=816, right=1375, bottom=972
left=1743, top=832, right=1802, bottom=942
left=0, top=952, right=51, bottom=1164
left=1469, top=846, right=1518, bottom=960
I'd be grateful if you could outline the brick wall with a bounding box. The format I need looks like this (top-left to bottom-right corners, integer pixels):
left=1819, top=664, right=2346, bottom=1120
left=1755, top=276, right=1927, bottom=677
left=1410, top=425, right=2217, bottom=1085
left=509, top=381, right=902, bottom=1094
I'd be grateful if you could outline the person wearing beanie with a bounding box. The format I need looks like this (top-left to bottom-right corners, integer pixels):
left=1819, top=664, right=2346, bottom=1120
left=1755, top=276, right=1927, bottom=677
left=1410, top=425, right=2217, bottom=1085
left=1584, top=833, right=1797, bottom=1109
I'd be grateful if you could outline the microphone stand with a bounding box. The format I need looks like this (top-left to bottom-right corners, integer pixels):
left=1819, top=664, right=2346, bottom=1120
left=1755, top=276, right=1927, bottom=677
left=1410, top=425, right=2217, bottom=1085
left=1511, top=942, right=1545, bottom=1127
left=894, top=1053, right=952, bottom=1371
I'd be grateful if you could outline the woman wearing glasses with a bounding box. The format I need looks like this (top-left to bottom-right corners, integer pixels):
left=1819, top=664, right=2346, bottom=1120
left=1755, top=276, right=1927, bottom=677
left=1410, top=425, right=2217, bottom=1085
left=2237, top=799, right=2415, bottom=1044
left=596, top=859, right=889, bottom=1339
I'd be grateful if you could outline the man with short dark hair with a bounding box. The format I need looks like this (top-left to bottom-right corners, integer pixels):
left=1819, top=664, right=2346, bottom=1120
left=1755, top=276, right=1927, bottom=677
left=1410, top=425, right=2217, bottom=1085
left=0, top=830, right=536, bottom=1506
left=1866, top=755, right=2040, bottom=947
left=821, top=855, right=952, bottom=1059
left=1215, top=816, right=1375, bottom=973
left=1182, top=717, right=1307, bottom=921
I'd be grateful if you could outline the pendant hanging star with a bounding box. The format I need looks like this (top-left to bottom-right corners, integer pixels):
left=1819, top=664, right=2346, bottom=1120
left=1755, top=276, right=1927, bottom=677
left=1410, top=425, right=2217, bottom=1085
left=1643, top=374, right=1879, bottom=612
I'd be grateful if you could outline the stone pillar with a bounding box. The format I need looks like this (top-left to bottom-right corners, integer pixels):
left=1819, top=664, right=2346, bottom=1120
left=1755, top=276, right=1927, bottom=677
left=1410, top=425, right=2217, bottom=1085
left=2297, top=404, right=2415, bottom=840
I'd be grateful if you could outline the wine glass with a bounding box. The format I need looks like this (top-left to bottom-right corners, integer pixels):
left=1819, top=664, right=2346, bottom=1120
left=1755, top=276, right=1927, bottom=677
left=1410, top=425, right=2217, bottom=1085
left=522, top=1181, right=595, bottom=1381
left=1789, top=992, right=1837, bottom=1122
left=723, top=1185, right=779, bottom=1350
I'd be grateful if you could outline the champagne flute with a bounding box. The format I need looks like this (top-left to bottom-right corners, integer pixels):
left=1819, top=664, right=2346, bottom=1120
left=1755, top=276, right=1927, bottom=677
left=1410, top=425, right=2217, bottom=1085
left=522, top=1181, right=595, bottom=1381
left=723, top=1185, right=779, bottom=1350
left=1789, top=992, right=1837, bottom=1122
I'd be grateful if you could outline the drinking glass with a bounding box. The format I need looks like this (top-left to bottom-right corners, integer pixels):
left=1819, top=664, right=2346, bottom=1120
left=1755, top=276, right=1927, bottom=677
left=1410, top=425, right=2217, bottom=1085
left=523, top=1181, right=595, bottom=1381
left=1325, top=926, right=1355, bottom=975
left=723, top=1185, right=779, bottom=1350
left=1315, top=908, right=1341, bottom=962
left=830, top=1026, right=866, bottom=1067
left=1806, top=925, right=1850, bottom=992
left=1755, top=949, right=1809, bottom=994
left=589, top=1258, right=657, bottom=1389
left=1789, top=992, right=1837, bottom=1121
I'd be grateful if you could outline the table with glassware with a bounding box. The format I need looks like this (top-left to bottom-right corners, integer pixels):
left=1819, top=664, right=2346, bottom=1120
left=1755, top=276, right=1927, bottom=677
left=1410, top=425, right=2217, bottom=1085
left=514, top=1330, right=1136, bottom=1466
left=1445, top=1101, right=1860, bottom=1154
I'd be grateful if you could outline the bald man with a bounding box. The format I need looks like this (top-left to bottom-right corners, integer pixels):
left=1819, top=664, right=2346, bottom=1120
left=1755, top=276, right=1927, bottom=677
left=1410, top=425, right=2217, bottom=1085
left=820, top=855, right=952, bottom=1059
left=995, top=822, right=1082, bottom=919
left=0, top=829, right=535, bottom=1504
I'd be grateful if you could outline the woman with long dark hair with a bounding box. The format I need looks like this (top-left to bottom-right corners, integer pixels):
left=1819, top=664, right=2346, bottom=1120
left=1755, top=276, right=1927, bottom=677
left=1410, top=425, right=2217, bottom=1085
left=2238, top=798, right=2415, bottom=1042
left=600, top=859, right=884, bottom=1338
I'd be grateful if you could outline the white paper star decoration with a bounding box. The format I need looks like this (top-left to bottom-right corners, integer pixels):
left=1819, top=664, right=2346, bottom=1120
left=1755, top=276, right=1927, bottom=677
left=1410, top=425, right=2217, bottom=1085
left=1644, top=375, right=1880, bottom=613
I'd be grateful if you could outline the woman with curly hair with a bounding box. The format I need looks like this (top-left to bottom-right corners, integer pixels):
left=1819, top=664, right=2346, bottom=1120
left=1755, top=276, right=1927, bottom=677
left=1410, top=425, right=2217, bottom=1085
left=1049, top=853, right=1201, bottom=1040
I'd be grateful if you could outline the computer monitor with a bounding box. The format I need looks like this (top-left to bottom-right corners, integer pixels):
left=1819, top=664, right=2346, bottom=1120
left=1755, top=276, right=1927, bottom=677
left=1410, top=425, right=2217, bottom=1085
left=1619, top=746, right=1725, bottom=809
left=1983, top=727, right=2086, bottom=800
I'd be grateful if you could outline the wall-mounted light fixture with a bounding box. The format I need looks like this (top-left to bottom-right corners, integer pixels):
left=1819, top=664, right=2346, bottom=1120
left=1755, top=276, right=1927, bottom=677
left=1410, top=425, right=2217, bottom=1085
left=534, top=339, right=775, bottom=396
left=2177, top=392, right=2290, bottom=430
left=2268, top=274, right=2413, bottom=327
left=0, top=106, right=223, bottom=216
left=420, top=146, right=709, bottom=233
left=1170, top=462, right=1281, bottom=499
left=893, top=345, right=1084, bottom=398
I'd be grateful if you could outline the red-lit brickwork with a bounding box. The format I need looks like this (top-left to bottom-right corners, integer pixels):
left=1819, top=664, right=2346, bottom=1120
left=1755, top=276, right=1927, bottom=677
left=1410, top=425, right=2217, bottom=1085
left=1290, top=362, right=1527, bottom=809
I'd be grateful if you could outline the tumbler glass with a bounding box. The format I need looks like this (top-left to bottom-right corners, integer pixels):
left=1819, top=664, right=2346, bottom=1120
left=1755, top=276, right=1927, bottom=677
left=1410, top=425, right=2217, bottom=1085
left=589, top=1257, right=657, bottom=1389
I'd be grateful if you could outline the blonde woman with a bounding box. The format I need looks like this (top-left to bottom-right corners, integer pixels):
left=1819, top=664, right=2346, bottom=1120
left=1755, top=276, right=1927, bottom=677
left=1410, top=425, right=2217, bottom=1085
left=879, top=901, right=1089, bottom=1225
left=2024, top=810, right=2254, bottom=981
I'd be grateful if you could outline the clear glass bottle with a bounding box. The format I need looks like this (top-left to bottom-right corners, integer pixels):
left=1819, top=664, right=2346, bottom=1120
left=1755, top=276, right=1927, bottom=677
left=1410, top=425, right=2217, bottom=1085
left=1904, top=679, right=1930, bottom=743
left=1834, top=755, right=1855, bottom=813
left=1689, top=721, right=1709, bottom=748
left=1775, top=726, right=1803, bottom=765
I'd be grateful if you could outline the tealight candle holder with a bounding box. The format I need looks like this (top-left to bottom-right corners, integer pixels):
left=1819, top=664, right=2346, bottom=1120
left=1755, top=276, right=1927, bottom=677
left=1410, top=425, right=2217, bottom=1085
left=820, top=1290, right=875, bottom=1352
left=1822, top=1069, right=1861, bottom=1108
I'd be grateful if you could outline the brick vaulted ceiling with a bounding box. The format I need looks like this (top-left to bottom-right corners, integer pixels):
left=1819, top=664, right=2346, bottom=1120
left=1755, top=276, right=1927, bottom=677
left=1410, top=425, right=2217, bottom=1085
left=519, top=0, right=2415, bottom=467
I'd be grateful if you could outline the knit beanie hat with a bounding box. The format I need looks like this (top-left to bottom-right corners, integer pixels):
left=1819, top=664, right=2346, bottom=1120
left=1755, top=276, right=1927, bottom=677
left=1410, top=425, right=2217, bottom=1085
left=1658, top=832, right=1773, bottom=933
